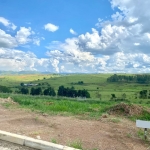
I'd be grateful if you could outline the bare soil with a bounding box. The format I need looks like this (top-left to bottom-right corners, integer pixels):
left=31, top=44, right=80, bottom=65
left=0, top=98, right=149, bottom=150
left=108, top=102, right=144, bottom=116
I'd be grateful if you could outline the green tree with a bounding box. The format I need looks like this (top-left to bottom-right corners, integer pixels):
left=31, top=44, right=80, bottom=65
left=111, top=94, right=116, bottom=100
left=20, top=83, right=24, bottom=86
left=20, top=87, right=29, bottom=94
left=58, top=86, right=65, bottom=96
left=0, top=85, right=12, bottom=93
left=30, top=87, right=42, bottom=95
left=43, top=87, right=56, bottom=96
left=139, top=90, right=147, bottom=99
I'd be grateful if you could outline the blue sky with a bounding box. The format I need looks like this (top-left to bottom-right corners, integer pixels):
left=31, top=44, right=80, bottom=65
left=0, top=0, right=150, bottom=73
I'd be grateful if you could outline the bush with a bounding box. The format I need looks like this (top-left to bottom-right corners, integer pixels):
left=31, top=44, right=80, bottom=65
left=20, top=87, right=29, bottom=94
left=0, top=85, right=12, bottom=93
left=43, top=87, right=56, bottom=96
left=30, top=87, right=42, bottom=95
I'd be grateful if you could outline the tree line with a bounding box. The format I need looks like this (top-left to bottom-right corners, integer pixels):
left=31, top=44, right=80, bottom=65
left=20, top=87, right=56, bottom=96
left=20, top=85, right=90, bottom=98
left=57, top=86, right=90, bottom=98
left=107, top=74, right=150, bottom=83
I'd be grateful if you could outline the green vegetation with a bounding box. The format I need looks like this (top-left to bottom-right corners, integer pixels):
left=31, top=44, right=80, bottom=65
left=137, top=129, right=145, bottom=139
left=126, top=133, right=132, bottom=138
left=0, top=85, right=12, bottom=93
left=68, top=139, right=83, bottom=149
left=0, top=73, right=144, bottom=99
left=109, top=117, right=121, bottom=123
left=20, top=87, right=29, bottom=94
left=107, top=74, right=150, bottom=83
left=0, top=93, right=115, bottom=119
left=51, top=138, right=57, bottom=144
left=57, top=86, right=90, bottom=98
left=1, top=73, right=150, bottom=120
left=43, top=87, right=56, bottom=96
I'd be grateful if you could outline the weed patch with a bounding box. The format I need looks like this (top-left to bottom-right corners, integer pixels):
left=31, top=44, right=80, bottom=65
left=2, top=94, right=116, bottom=119
left=51, top=138, right=57, bottom=144
left=109, top=117, right=121, bottom=123
left=68, top=139, right=83, bottom=149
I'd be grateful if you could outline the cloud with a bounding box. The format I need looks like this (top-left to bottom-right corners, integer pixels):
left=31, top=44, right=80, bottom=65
left=0, top=26, right=41, bottom=49
left=0, top=17, right=17, bottom=30
left=70, top=28, right=77, bottom=35
left=0, top=17, right=10, bottom=26
left=43, top=0, right=150, bottom=73
left=44, top=23, right=59, bottom=32
left=134, top=43, right=140, bottom=46
left=1, top=46, right=150, bottom=73
left=9, top=50, right=150, bottom=73
left=33, top=38, right=40, bottom=46
left=15, top=27, right=32, bottom=44
left=73, top=0, right=150, bottom=55
left=77, top=26, right=128, bottom=55
left=1, top=1, right=150, bottom=73
left=11, top=23, right=17, bottom=30
left=0, top=29, right=17, bottom=48
left=0, top=48, right=51, bottom=72
left=46, top=45, right=150, bottom=73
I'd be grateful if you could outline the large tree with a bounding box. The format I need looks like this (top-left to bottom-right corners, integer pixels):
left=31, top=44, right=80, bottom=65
left=43, top=87, right=56, bottom=96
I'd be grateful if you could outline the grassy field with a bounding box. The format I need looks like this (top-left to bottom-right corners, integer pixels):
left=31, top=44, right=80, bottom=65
left=0, top=73, right=150, bottom=99
left=0, top=73, right=150, bottom=121
left=0, top=92, right=150, bottom=121
left=0, top=93, right=116, bottom=119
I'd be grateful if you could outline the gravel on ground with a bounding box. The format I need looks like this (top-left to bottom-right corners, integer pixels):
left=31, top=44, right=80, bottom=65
left=0, top=139, right=35, bottom=150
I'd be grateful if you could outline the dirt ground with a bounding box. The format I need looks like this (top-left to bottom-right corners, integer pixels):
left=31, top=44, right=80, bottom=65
left=0, top=98, right=149, bottom=150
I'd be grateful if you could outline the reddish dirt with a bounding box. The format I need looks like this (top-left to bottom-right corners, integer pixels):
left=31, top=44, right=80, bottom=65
left=0, top=98, right=149, bottom=150
left=108, top=102, right=144, bottom=116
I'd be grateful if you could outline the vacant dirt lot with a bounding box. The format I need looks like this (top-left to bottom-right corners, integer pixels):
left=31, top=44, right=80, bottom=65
left=0, top=98, right=149, bottom=150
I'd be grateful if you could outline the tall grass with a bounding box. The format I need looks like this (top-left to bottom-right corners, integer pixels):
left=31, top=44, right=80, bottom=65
left=0, top=93, right=116, bottom=119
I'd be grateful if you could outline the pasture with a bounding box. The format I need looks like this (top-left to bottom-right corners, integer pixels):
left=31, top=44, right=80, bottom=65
left=0, top=73, right=150, bottom=100
left=0, top=73, right=150, bottom=120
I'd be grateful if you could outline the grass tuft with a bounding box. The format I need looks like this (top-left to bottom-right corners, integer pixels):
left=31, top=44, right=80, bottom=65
left=68, top=139, right=83, bottom=149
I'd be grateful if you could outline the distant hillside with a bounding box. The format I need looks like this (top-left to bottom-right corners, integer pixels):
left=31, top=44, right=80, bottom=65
left=0, top=71, right=41, bottom=75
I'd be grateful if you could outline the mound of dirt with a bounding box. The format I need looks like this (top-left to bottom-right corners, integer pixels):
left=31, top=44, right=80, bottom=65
left=108, top=102, right=144, bottom=116
left=0, top=97, right=17, bottom=105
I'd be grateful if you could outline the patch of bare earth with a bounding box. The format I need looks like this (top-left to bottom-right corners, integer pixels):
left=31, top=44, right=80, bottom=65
left=0, top=98, right=149, bottom=150
left=108, top=102, right=145, bottom=116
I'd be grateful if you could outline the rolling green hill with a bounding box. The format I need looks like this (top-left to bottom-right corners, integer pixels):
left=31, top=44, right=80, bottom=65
left=0, top=73, right=150, bottom=100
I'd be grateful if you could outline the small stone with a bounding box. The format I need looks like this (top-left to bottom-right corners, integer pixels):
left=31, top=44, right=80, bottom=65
left=102, top=114, right=108, bottom=118
left=42, top=113, right=48, bottom=116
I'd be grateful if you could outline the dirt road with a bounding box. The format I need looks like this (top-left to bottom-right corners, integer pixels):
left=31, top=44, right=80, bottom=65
left=0, top=98, right=149, bottom=150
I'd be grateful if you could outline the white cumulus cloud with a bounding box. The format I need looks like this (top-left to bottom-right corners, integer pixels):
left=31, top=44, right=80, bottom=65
left=44, top=23, right=59, bottom=32
left=0, top=29, right=17, bottom=48
left=16, top=27, right=32, bottom=44
left=45, top=0, right=150, bottom=73
left=0, top=48, right=53, bottom=72
left=1, top=1, right=150, bottom=73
